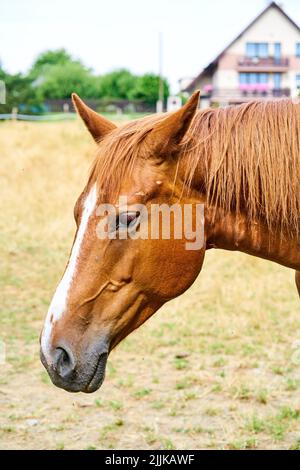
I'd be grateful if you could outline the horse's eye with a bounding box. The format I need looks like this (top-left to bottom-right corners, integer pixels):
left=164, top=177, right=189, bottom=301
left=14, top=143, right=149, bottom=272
left=116, top=211, right=140, bottom=230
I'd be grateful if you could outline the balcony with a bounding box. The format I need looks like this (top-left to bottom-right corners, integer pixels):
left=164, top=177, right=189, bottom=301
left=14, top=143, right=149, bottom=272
left=208, top=87, right=291, bottom=104
left=237, top=56, right=289, bottom=72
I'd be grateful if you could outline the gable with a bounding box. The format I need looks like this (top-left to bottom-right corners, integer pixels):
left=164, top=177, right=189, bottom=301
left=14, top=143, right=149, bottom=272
left=226, top=5, right=300, bottom=56
left=184, top=2, right=300, bottom=91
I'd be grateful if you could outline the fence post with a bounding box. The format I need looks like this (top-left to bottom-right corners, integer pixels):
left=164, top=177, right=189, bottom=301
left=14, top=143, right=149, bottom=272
left=0, top=80, right=6, bottom=104
left=11, top=107, right=18, bottom=121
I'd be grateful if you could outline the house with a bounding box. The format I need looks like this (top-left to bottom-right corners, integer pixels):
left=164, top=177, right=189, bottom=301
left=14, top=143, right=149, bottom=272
left=184, top=2, right=300, bottom=107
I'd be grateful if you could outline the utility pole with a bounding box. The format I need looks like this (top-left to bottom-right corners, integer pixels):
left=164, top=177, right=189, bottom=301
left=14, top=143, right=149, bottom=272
left=157, top=31, right=164, bottom=113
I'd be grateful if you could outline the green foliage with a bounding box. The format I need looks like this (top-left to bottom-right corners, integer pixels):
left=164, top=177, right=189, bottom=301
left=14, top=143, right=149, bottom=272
left=30, top=49, right=76, bottom=78
left=129, top=73, right=169, bottom=105
left=37, top=62, right=97, bottom=100
left=94, top=69, right=170, bottom=105
left=0, top=48, right=171, bottom=111
left=29, top=49, right=97, bottom=101
left=0, top=68, right=40, bottom=113
left=97, top=69, right=136, bottom=100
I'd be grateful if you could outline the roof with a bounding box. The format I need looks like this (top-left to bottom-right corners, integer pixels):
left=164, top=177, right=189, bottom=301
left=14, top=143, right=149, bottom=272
left=184, top=2, right=300, bottom=92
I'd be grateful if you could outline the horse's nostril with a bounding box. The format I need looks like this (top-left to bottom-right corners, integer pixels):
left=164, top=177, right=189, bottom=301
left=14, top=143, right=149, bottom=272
left=54, top=347, right=76, bottom=379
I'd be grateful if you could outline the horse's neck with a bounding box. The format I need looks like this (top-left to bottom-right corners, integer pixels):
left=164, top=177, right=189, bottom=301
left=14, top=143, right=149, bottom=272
left=205, top=207, right=300, bottom=270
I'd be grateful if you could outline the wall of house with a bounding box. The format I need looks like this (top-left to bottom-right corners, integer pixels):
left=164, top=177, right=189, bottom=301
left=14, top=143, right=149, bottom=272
left=196, top=75, right=214, bottom=90
left=215, top=6, right=300, bottom=98
left=227, top=7, right=300, bottom=56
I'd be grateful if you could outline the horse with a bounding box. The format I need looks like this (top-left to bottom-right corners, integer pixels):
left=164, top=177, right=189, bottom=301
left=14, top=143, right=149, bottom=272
left=40, top=91, right=300, bottom=393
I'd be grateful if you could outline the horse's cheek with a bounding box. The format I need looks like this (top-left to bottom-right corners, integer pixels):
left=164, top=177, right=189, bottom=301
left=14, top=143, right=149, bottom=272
left=151, top=244, right=205, bottom=299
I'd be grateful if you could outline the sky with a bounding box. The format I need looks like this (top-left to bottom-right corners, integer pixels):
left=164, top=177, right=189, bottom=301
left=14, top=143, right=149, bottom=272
left=1, top=0, right=300, bottom=92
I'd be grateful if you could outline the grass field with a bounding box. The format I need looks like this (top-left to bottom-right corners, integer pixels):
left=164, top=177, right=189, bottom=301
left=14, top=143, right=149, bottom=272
left=1, top=120, right=300, bottom=450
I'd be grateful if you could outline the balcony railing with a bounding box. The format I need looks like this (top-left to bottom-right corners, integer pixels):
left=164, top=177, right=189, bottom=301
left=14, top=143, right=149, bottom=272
left=207, top=87, right=291, bottom=102
left=238, top=56, right=289, bottom=68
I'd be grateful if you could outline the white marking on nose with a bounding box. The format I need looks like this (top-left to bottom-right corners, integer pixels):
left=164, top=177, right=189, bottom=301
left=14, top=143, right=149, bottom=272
left=41, top=184, right=97, bottom=359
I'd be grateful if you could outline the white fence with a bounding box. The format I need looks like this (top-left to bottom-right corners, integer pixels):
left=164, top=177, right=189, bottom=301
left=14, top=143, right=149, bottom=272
left=0, top=113, right=76, bottom=121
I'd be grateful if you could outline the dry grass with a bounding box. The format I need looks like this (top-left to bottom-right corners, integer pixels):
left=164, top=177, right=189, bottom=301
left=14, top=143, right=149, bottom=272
left=0, top=120, right=300, bottom=450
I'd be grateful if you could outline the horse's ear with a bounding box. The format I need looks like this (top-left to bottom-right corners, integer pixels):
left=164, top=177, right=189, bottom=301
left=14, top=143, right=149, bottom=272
left=145, top=90, right=200, bottom=156
left=72, top=93, right=116, bottom=142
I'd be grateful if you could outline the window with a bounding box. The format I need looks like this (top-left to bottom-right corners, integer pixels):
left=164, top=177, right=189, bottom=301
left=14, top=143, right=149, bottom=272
left=246, top=43, right=256, bottom=57
left=239, top=73, right=269, bottom=84
left=249, top=73, right=257, bottom=84
left=273, top=73, right=282, bottom=89
left=296, top=75, right=300, bottom=89
left=296, top=44, right=300, bottom=57
left=239, top=73, right=247, bottom=84
left=246, top=42, right=269, bottom=58
left=258, top=43, right=268, bottom=58
left=274, top=43, right=281, bottom=60
left=259, top=73, right=268, bottom=84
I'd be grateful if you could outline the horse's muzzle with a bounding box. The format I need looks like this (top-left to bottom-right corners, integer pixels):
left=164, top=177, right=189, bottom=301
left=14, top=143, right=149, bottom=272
left=40, top=344, right=109, bottom=393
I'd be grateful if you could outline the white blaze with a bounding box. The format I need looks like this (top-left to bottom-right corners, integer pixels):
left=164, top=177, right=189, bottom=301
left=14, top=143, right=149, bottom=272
left=41, top=184, right=97, bottom=359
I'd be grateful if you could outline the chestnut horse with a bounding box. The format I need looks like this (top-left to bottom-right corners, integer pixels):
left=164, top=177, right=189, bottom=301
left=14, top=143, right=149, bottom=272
left=41, top=92, right=300, bottom=393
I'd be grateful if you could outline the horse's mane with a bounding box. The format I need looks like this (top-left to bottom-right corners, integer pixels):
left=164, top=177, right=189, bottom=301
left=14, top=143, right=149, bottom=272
left=90, top=99, right=300, bottom=235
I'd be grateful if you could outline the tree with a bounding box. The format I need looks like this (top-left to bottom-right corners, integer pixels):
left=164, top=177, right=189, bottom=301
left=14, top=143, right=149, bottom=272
left=130, top=73, right=169, bottom=105
left=29, top=48, right=99, bottom=101
left=97, top=69, right=137, bottom=99
left=30, top=49, right=76, bottom=78
left=0, top=68, right=39, bottom=113
left=0, top=48, right=171, bottom=112
left=37, top=62, right=97, bottom=100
